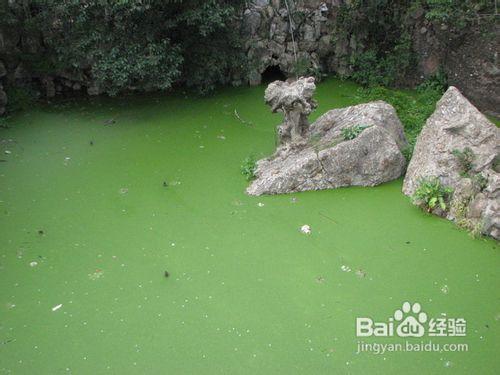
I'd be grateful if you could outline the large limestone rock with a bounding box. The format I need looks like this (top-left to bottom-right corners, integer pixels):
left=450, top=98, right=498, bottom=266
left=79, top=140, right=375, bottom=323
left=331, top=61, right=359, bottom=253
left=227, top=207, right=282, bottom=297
left=264, top=77, right=317, bottom=144
left=403, top=86, right=500, bottom=239
left=247, top=79, right=408, bottom=195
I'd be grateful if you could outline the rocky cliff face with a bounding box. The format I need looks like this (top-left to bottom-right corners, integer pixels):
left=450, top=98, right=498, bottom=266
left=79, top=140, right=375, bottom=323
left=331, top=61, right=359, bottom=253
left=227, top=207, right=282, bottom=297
left=242, top=0, right=343, bottom=85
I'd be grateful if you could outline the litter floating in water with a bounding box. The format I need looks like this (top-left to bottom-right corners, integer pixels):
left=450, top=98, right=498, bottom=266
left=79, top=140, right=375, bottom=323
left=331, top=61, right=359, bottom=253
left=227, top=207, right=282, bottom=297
left=341, top=265, right=351, bottom=272
left=4, top=150, right=11, bottom=154
left=300, top=225, right=311, bottom=234
left=29, top=261, right=38, bottom=267
left=52, top=304, right=63, bottom=312
left=257, top=202, right=265, bottom=207
left=355, top=269, right=366, bottom=278
left=440, top=284, right=449, bottom=294
left=119, top=188, right=128, bottom=194
left=217, top=135, right=226, bottom=140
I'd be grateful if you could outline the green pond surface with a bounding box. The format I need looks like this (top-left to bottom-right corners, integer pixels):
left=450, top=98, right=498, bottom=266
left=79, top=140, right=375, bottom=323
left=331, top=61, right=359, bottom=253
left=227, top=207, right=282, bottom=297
left=0, top=78, right=498, bottom=374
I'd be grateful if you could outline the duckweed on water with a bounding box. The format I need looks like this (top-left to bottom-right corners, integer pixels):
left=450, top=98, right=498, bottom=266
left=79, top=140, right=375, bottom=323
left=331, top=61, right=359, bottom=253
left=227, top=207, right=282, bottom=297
left=0, top=78, right=498, bottom=374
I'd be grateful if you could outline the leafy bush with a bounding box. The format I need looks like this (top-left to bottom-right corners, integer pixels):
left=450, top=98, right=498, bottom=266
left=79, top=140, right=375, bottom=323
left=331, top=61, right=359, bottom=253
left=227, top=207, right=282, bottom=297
left=341, top=125, right=370, bottom=141
left=4, top=86, right=40, bottom=113
left=349, top=34, right=413, bottom=87
left=2, top=0, right=246, bottom=97
left=412, top=177, right=453, bottom=212
left=424, top=0, right=495, bottom=30
left=241, top=155, right=257, bottom=181
left=291, top=57, right=322, bottom=81
left=417, top=69, right=448, bottom=94
left=354, top=86, right=442, bottom=159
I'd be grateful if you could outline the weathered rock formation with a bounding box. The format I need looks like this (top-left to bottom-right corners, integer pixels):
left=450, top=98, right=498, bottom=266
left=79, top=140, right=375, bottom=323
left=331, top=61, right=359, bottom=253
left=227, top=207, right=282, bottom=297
left=247, top=79, right=408, bottom=195
left=243, top=0, right=338, bottom=85
left=264, top=76, right=317, bottom=143
left=403, top=86, right=500, bottom=240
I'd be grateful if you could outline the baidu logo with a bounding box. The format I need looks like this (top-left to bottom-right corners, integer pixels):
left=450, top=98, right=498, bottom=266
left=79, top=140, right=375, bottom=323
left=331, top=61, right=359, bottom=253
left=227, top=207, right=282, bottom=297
left=356, top=301, right=466, bottom=338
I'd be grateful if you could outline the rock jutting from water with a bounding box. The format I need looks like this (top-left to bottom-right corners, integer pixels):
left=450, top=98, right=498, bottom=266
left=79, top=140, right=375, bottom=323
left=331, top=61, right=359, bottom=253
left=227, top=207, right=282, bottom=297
left=403, top=86, right=500, bottom=240
left=246, top=77, right=408, bottom=196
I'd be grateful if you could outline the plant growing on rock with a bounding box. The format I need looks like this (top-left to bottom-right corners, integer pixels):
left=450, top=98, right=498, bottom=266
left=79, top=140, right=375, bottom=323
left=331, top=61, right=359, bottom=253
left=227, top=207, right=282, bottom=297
left=341, top=125, right=370, bottom=141
left=241, top=155, right=257, bottom=181
left=412, top=177, right=453, bottom=213
left=452, top=147, right=475, bottom=177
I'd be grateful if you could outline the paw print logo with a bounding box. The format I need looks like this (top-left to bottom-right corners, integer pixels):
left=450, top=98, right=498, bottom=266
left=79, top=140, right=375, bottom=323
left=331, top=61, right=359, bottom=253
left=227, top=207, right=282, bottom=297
left=394, top=302, right=427, bottom=337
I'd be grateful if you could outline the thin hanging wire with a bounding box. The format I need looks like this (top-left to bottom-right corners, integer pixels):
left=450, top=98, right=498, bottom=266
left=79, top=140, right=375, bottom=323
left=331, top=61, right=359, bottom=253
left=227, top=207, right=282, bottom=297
left=284, top=0, right=298, bottom=65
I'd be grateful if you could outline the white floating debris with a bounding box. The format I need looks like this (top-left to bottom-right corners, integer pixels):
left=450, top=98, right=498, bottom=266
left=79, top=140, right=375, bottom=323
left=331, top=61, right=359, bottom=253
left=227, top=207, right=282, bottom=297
left=300, top=225, right=311, bottom=234
left=217, top=135, right=226, bottom=140
left=29, top=261, right=38, bottom=267
left=52, top=304, right=63, bottom=312
left=119, top=187, right=128, bottom=194
left=257, top=202, right=265, bottom=207
left=4, top=150, right=11, bottom=154
left=341, top=265, right=351, bottom=272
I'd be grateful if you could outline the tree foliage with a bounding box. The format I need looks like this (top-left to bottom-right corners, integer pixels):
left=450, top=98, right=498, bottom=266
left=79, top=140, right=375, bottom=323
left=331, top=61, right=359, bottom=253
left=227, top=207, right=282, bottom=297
left=1, top=0, right=246, bottom=95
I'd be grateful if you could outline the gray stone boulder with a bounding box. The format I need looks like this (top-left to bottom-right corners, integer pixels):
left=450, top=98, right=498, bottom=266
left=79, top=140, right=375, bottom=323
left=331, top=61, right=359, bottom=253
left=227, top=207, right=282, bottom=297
left=403, top=86, right=500, bottom=239
left=247, top=81, right=408, bottom=195
left=264, top=77, right=317, bottom=144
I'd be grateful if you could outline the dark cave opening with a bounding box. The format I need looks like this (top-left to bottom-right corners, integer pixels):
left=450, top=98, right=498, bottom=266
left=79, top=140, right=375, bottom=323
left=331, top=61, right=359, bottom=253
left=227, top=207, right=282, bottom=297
left=261, top=65, right=287, bottom=83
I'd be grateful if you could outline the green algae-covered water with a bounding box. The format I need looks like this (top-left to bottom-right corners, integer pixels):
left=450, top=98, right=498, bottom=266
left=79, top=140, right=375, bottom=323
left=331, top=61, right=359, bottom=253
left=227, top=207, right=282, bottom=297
left=0, top=79, right=498, bottom=374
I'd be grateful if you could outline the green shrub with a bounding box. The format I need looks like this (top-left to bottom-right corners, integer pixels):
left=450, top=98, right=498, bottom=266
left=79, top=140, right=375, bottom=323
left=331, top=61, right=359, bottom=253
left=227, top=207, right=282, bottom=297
left=4, top=85, right=40, bottom=113
left=354, top=86, right=442, bottom=159
left=412, top=177, right=453, bottom=212
left=417, top=69, right=448, bottom=94
left=241, top=155, right=257, bottom=181
left=341, top=125, right=370, bottom=141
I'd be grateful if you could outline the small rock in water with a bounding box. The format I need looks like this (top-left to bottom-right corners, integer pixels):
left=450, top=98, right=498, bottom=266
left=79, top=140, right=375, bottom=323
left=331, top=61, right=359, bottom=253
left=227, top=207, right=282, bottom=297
left=300, top=225, right=311, bottom=234
left=52, top=304, right=63, bottom=312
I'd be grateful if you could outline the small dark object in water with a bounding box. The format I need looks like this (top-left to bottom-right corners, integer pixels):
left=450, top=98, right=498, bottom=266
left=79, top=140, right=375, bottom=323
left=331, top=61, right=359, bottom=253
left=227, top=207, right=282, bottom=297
left=485, top=324, right=489, bottom=328
left=405, top=241, right=411, bottom=244
left=103, top=119, right=116, bottom=125
left=163, top=181, right=168, bottom=187
left=164, top=271, right=169, bottom=278
left=0, top=159, right=6, bottom=162
left=90, top=140, right=94, bottom=146
left=38, top=230, right=44, bottom=235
